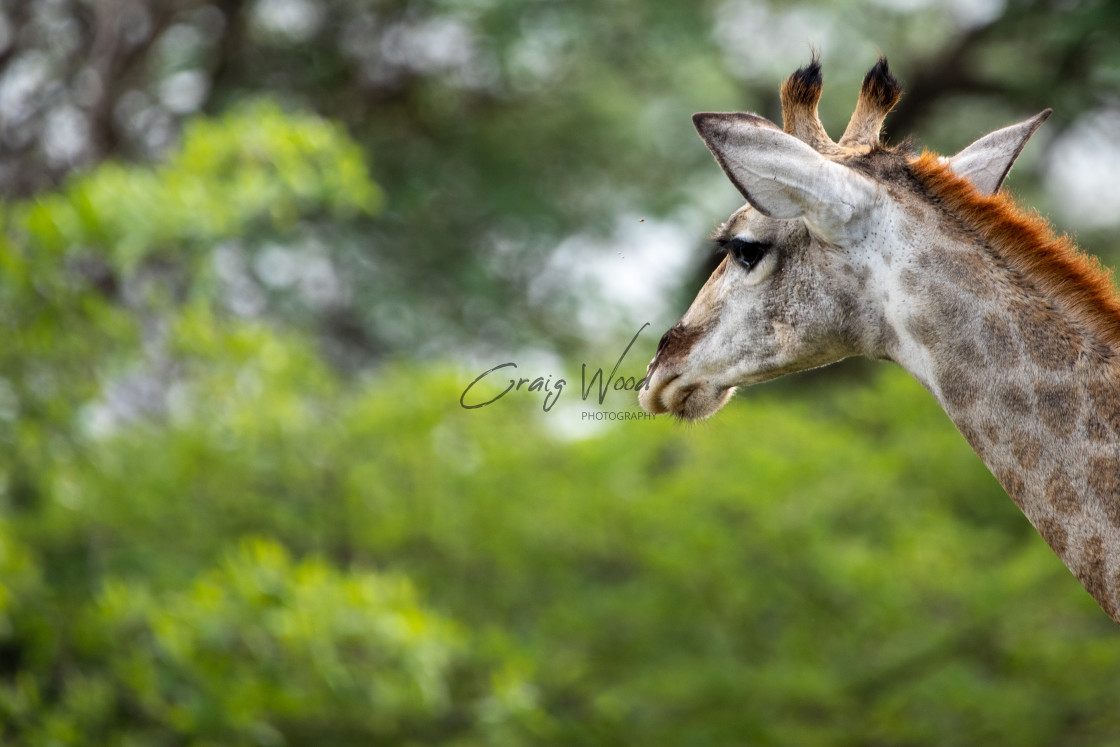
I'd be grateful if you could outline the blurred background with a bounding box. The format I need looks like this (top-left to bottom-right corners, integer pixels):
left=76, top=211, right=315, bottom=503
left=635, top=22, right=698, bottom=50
left=2, top=0, right=1120, bottom=744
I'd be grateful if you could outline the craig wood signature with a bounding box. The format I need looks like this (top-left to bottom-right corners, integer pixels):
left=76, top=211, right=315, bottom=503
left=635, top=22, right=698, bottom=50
left=460, top=324, right=651, bottom=413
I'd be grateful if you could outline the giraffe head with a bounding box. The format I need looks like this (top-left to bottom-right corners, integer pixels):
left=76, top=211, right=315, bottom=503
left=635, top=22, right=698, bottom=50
left=639, top=57, right=1051, bottom=420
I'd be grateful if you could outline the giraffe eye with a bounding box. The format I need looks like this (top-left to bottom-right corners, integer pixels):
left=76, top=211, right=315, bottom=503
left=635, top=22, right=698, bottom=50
left=723, top=238, right=771, bottom=271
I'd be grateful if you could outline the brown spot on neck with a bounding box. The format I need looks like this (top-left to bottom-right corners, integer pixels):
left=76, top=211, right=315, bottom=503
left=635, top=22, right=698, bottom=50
left=997, top=385, right=1031, bottom=417
left=1034, top=383, right=1078, bottom=440
left=1077, top=535, right=1117, bottom=620
left=1035, top=517, right=1068, bottom=556
left=1045, top=466, right=1080, bottom=515
left=1086, top=456, right=1120, bottom=528
left=982, top=314, right=1021, bottom=366
left=1009, top=432, right=1043, bottom=471
left=936, top=362, right=981, bottom=411
left=998, top=468, right=1027, bottom=510
left=1087, top=376, right=1120, bottom=439
left=1009, top=298, right=1083, bottom=370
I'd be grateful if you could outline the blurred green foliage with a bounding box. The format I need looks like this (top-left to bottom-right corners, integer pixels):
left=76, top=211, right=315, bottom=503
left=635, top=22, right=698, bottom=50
left=3, top=313, right=1120, bottom=742
left=17, top=99, right=377, bottom=264
left=8, top=538, right=469, bottom=745
left=3, top=104, right=1120, bottom=737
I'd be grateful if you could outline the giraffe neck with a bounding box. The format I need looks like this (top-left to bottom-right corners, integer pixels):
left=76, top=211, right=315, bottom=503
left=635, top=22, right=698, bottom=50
left=881, top=226, right=1120, bottom=623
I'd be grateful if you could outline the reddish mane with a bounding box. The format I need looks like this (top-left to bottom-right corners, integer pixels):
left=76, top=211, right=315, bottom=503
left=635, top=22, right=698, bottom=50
left=908, top=152, right=1120, bottom=350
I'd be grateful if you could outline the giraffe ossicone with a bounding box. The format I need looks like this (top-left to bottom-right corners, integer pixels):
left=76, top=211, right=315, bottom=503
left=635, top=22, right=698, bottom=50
left=639, top=56, right=1120, bottom=624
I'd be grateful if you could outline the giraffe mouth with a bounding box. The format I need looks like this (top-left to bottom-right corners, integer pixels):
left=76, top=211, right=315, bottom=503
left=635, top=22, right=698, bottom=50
left=639, top=364, right=735, bottom=420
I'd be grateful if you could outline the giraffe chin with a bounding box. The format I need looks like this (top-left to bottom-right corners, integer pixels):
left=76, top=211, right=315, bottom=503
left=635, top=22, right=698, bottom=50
left=638, top=374, right=736, bottom=421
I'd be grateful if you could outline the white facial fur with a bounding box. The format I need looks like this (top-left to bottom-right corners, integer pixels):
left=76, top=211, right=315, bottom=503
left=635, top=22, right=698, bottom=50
left=640, top=203, right=878, bottom=419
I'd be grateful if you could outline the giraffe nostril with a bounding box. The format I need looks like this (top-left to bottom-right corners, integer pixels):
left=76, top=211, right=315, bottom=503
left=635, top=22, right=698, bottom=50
left=656, top=323, right=685, bottom=355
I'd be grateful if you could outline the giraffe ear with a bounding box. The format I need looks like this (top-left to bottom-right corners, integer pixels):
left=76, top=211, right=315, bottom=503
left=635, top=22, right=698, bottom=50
left=693, top=112, right=877, bottom=243
left=947, top=110, right=1052, bottom=195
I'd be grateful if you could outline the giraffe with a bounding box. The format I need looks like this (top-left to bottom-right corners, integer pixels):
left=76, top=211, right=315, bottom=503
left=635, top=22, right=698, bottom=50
left=639, top=56, right=1120, bottom=624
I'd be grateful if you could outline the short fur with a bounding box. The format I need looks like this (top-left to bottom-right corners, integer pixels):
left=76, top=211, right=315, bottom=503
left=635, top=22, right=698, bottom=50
left=839, top=56, right=903, bottom=149
left=908, top=152, right=1120, bottom=352
left=779, top=53, right=840, bottom=154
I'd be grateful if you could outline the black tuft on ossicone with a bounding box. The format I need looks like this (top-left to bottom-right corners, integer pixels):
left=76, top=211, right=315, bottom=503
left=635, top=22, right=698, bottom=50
left=861, top=56, right=903, bottom=111
left=783, top=53, right=823, bottom=107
